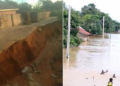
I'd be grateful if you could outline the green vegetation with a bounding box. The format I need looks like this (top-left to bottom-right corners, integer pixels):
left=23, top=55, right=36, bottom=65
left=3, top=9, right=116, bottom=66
left=4, top=0, right=62, bottom=19
left=63, top=28, right=82, bottom=48
left=38, top=0, right=62, bottom=19
left=63, top=2, right=120, bottom=48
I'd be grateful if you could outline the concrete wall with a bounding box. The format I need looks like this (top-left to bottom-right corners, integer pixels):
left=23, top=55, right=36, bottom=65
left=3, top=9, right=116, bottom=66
left=0, top=11, right=50, bottom=28
left=30, top=12, right=39, bottom=22
left=0, top=10, right=16, bottom=16
left=3, top=14, right=13, bottom=27
left=38, top=11, right=50, bottom=21
left=22, top=12, right=31, bottom=25
left=30, top=11, right=50, bottom=23
left=12, top=14, right=23, bottom=26
left=0, top=13, right=23, bottom=28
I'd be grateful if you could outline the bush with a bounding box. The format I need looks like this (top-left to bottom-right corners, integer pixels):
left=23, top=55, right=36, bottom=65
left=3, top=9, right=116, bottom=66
left=63, top=28, right=82, bottom=48
left=63, top=35, right=67, bottom=48
left=74, top=36, right=82, bottom=46
left=70, top=28, right=79, bottom=36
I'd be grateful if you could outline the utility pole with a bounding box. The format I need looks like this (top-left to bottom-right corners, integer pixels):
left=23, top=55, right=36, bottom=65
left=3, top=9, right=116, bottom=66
left=66, top=5, right=71, bottom=58
left=103, top=16, right=105, bottom=43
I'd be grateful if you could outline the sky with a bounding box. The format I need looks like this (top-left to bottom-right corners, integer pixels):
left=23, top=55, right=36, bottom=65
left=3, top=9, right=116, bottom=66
left=63, top=0, right=120, bottom=22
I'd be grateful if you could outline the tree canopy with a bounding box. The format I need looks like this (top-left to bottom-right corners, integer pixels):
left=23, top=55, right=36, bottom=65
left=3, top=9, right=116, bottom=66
left=63, top=2, right=120, bottom=48
left=4, top=0, right=62, bottom=18
left=64, top=3, right=120, bottom=34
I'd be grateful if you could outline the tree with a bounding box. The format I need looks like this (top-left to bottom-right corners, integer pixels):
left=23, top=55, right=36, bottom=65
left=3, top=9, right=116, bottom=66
left=18, top=2, right=32, bottom=12
left=63, top=2, right=120, bottom=47
left=64, top=8, right=82, bottom=29
left=63, top=6, right=82, bottom=47
left=5, top=0, right=19, bottom=7
left=32, top=3, right=42, bottom=12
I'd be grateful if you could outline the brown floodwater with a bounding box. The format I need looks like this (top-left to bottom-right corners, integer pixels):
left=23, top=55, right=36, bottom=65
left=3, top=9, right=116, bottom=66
left=63, top=33, right=120, bottom=86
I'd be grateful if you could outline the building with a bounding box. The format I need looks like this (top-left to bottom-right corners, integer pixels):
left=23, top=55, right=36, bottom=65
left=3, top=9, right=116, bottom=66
left=77, top=26, right=91, bottom=42
left=77, top=26, right=91, bottom=36
left=0, top=1, right=19, bottom=15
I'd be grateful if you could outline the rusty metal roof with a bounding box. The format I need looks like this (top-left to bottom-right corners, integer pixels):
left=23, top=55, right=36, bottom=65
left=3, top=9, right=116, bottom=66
left=79, top=27, right=91, bottom=36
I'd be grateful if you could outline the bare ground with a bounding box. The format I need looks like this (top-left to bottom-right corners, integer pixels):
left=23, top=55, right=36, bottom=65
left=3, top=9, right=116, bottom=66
left=0, top=17, right=58, bottom=51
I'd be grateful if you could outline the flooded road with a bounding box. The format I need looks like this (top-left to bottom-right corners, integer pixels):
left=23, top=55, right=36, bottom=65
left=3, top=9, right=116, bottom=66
left=63, top=34, right=120, bottom=86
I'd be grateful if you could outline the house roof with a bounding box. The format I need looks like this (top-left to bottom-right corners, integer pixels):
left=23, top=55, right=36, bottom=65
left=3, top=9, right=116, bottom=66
left=0, top=1, right=19, bottom=11
left=78, top=27, right=91, bottom=36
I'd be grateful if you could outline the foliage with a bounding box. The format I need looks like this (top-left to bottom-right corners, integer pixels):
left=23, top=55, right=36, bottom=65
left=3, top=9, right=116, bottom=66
left=32, top=3, right=42, bottom=12
left=63, top=2, right=120, bottom=48
left=4, top=0, right=62, bottom=19
left=64, top=9, right=82, bottom=29
left=63, top=28, right=82, bottom=48
left=70, top=28, right=79, bottom=36
left=64, top=3, right=120, bottom=35
left=38, top=0, right=62, bottom=19
left=5, top=0, right=19, bottom=7
left=18, top=2, right=32, bottom=12
left=63, top=28, right=67, bottom=48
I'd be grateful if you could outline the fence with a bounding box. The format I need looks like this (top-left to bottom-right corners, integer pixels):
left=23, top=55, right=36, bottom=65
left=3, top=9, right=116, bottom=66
left=0, top=11, right=50, bottom=29
left=30, top=11, right=50, bottom=23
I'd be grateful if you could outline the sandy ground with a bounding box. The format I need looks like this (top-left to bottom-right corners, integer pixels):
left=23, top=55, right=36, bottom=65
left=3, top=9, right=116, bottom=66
left=0, top=17, right=58, bottom=51
left=63, top=70, right=120, bottom=86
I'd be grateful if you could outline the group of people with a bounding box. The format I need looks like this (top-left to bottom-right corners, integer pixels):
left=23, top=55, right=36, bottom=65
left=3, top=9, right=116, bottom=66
left=100, top=70, right=116, bottom=86
left=100, top=70, right=116, bottom=78
left=100, top=69, right=108, bottom=74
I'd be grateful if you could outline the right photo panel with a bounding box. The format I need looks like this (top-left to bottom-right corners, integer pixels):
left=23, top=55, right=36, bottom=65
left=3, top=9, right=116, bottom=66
left=63, top=0, right=120, bottom=86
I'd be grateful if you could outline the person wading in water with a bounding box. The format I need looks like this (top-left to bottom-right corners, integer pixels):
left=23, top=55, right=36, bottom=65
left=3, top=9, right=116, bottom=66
left=108, top=78, right=113, bottom=86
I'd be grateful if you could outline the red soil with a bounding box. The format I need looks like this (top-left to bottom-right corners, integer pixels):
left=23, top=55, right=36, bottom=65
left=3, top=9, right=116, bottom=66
left=0, top=21, right=62, bottom=86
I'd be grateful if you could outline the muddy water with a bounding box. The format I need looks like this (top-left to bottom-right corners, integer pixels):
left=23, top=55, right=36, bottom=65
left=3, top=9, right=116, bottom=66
left=63, top=34, right=120, bottom=86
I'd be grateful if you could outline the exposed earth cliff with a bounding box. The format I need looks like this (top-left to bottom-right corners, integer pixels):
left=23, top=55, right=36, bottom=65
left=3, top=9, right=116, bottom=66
left=0, top=21, right=62, bottom=86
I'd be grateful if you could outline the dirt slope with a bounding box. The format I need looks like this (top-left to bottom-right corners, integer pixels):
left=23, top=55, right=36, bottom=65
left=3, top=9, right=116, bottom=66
left=0, top=21, right=62, bottom=86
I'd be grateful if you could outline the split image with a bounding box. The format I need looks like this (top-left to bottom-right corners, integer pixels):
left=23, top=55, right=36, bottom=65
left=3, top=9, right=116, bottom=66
left=1, top=0, right=120, bottom=86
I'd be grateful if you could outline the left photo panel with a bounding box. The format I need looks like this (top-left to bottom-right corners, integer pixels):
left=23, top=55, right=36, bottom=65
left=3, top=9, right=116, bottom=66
left=0, top=0, right=62, bottom=86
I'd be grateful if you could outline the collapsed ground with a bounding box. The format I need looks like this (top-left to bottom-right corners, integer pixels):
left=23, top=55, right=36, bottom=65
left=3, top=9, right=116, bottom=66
left=0, top=17, right=62, bottom=86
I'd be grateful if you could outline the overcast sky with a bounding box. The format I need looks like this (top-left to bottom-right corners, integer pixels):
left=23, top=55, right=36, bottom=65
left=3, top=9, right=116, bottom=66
left=63, top=0, right=120, bottom=22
